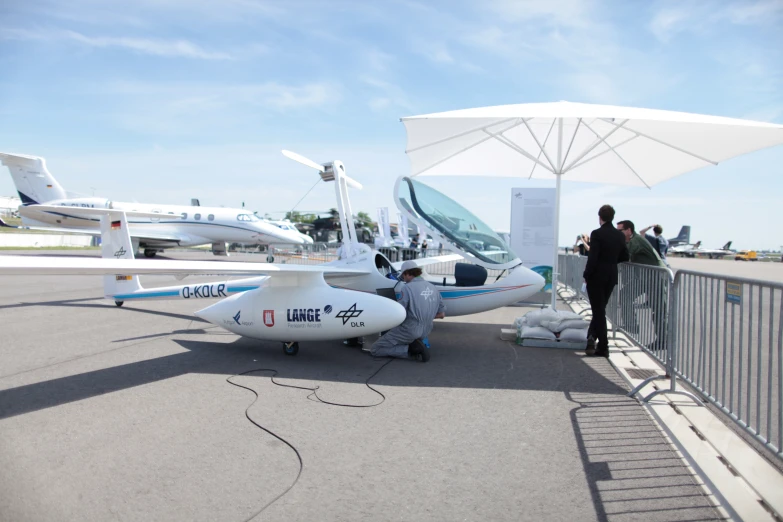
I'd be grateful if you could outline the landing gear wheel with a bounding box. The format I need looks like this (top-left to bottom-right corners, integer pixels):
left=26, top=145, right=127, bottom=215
left=267, top=255, right=275, bottom=263
left=144, top=249, right=157, bottom=258
left=283, top=342, right=299, bottom=356
left=115, top=301, right=124, bottom=307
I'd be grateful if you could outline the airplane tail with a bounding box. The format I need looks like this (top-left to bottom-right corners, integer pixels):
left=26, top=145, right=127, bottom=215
left=723, top=241, right=732, bottom=250
left=0, top=153, right=68, bottom=204
left=670, top=225, right=690, bottom=244
left=100, top=211, right=143, bottom=299
left=694, top=241, right=702, bottom=249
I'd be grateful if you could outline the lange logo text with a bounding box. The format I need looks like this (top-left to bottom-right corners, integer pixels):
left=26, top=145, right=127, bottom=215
left=286, top=307, right=325, bottom=329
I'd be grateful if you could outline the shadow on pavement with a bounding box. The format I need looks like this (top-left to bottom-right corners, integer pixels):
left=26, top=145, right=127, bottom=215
left=566, top=361, right=725, bottom=521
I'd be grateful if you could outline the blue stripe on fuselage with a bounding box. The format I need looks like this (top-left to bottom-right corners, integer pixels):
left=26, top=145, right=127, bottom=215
left=112, top=285, right=260, bottom=300
left=112, top=290, right=180, bottom=299
left=226, top=285, right=260, bottom=292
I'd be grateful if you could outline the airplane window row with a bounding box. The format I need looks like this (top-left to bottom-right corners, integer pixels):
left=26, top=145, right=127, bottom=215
left=179, top=213, right=215, bottom=221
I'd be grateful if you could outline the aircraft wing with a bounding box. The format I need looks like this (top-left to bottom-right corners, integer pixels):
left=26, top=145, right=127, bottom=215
left=0, top=255, right=370, bottom=279
left=0, top=224, right=184, bottom=244
left=391, top=254, right=463, bottom=270
left=16, top=205, right=187, bottom=243
left=0, top=222, right=101, bottom=235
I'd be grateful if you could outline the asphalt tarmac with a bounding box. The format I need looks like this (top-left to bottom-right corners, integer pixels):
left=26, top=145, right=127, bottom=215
left=0, top=251, right=730, bottom=521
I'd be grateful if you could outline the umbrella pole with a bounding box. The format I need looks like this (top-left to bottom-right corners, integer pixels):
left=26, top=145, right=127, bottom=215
left=552, top=173, right=561, bottom=308
left=551, top=118, right=563, bottom=309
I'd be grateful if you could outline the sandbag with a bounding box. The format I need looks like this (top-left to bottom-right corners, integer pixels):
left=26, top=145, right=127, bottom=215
left=541, top=318, right=589, bottom=333
left=519, top=325, right=557, bottom=340
left=558, top=328, right=588, bottom=342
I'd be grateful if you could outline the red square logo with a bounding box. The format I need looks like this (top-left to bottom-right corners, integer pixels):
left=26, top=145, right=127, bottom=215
left=263, top=310, right=275, bottom=327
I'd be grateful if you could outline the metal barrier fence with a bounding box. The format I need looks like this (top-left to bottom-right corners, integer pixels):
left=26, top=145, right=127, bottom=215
left=558, top=253, right=589, bottom=302
left=661, top=271, right=782, bottom=460
left=557, top=253, right=783, bottom=461
left=608, top=263, right=673, bottom=367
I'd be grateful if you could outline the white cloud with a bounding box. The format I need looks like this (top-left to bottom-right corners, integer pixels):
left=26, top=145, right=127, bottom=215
left=648, top=0, right=783, bottom=42
left=363, top=48, right=395, bottom=73
left=649, top=8, right=690, bottom=42
left=0, top=28, right=234, bottom=60
left=488, top=0, right=595, bottom=28
left=360, top=77, right=414, bottom=112
left=722, top=0, right=783, bottom=25
left=63, top=30, right=234, bottom=60
left=96, top=80, right=341, bottom=136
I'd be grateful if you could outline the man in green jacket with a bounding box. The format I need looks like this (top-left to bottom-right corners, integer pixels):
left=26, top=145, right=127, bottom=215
left=616, top=220, right=668, bottom=351
left=618, top=220, right=666, bottom=268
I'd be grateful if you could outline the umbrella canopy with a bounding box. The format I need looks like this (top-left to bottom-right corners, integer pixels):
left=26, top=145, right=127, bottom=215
left=401, top=101, right=783, bottom=306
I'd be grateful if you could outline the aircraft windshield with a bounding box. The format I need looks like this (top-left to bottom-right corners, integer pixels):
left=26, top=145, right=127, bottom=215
left=397, top=177, right=517, bottom=265
left=237, top=214, right=260, bottom=222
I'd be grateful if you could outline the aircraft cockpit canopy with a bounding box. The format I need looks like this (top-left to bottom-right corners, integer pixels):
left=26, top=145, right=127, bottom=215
left=237, top=213, right=261, bottom=222
left=396, top=177, right=517, bottom=265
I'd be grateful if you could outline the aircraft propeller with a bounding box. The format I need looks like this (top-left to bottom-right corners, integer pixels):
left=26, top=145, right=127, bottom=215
left=282, top=150, right=363, bottom=190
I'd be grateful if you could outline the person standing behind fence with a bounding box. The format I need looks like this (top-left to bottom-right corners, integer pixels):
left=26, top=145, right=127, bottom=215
left=583, top=205, right=629, bottom=358
left=574, top=233, right=590, bottom=256
left=639, top=224, right=669, bottom=266
left=617, top=220, right=667, bottom=350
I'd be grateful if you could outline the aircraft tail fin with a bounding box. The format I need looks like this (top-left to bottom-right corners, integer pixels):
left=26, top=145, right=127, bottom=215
left=0, top=153, right=67, bottom=204
left=694, top=241, right=702, bottom=249
left=723, top=241, right=732, bottom=250
left=670, top=225, right=690, bottom=244
left=99, top=211, right=143, bottom=298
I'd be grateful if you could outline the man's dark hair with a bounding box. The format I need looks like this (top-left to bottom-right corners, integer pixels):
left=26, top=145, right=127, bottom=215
left=404, top=267, right=423, bottom=278
left=598, top=204, right=615, bottom=223
left=653, top=225, right=663, bottom=235
left=617, top=220, right=635, bottom=233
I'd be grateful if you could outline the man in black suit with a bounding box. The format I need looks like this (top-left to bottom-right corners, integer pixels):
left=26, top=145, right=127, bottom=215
left=583, top=204, right=630, bottom=357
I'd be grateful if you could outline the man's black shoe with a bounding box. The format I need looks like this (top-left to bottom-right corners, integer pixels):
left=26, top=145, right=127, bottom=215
left=595, top=350, right=610, bottom=358
left=585, top=336, right=596, bottom=356
left=408, top=339, right=430, bottom=362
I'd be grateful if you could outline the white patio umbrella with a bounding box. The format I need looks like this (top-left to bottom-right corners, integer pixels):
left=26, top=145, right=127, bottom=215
left=401, top=101, right=783, bottom=307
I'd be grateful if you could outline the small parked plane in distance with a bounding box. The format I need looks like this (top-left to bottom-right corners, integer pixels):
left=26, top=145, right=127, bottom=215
left=0, top=152, right=310, bottom=257
left=670, top=240, right=702, bottom=257
left=667, top=226, right=691, bottom=248
left=695, top=241, right=735, bottom=259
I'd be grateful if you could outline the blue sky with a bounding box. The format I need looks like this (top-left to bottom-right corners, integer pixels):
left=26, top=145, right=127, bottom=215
left=1, top=0, right=781, bottom=250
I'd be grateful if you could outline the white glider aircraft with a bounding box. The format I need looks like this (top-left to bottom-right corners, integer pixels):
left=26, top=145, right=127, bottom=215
left=0, top=152, right=310, bottom=257
left=0, top=151, right=545, bottom=356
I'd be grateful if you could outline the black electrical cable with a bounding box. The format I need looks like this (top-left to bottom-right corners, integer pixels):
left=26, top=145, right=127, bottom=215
left=226, top=357, right=394, bottom=520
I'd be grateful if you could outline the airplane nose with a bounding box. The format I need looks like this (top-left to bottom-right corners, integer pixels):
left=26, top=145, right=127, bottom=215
left=383, top=298, right=407, bottom=330
left=533, top=270, right=546, bottom=290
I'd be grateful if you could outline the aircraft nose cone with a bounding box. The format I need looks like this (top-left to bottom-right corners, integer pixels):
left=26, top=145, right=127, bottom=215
left=385, top=299, right=407, bottom=330
left=534, top=270, right=546, bottom=290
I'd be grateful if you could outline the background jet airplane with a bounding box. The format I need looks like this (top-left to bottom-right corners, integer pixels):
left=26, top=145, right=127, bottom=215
left=670, top=240, right=701, bottom=257
left=695, top=241, right=735, bottom=259
left=667, top=225, right=690, bottom=247
left=0, top=152, right=309, bottom=257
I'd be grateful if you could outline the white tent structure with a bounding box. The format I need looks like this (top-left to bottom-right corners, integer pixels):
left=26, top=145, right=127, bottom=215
left=401, top=101, right=783, bottom=307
